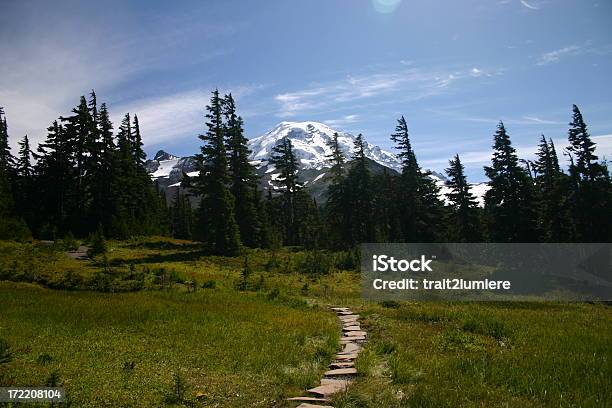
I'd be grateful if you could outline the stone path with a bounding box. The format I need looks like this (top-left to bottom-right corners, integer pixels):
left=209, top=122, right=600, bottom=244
left=65, top=245, right=90, bottom=260
left=288, top=306, right=366, bottom=408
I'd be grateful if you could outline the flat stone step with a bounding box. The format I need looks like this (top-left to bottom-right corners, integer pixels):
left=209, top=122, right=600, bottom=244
left=341, top=343, right=360, bottom=354
left=343, top=325, right=361, bottom=331
left=343, top=330, right=366, bottom=337
left=335, top=353, right=358, bottom=360
left=339, top=315, right=359, bottom=321
left=331, top=307, right=350, bottom=312
left=341, top=336, right=366, bottom=342
left=308, top=380, right=350, bottom=397
left=287, top=396, right=330, bottom=402
left=330, top=361, right=355, bottom=368
left=325, top=367, right=358, bottom=376
left=337, top=311, right=355, bottom=316
left=296, top=403, right=334, bottom=408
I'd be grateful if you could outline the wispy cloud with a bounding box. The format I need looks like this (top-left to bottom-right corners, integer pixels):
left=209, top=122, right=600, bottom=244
left=113, top=85, right=264, bottom=147
left=274, top=65, right=501, bottom=117
left=323, top=115, right=360, bottom=127
left=520, top=0, right=540, bottom=10
left=537, top=45, right=582, bottom=65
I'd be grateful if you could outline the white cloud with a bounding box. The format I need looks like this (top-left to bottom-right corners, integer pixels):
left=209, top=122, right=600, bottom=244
left=112, top=85, right=264, bottom=147
left=520, top=0, right=539, bottom=10
left=323, top=115, right=360, bottom=127
left=274, top=66, right=501, bottom=118
left=536, top=45, right=582, bottom=65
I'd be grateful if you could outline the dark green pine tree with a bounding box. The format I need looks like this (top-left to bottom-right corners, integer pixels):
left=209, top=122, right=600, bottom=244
left=34, top=120, right=74, bottom=234
left=533, top=135, right=573, bottom=241
left=484, top=121, right=540, bottom=242
left=344, top=134, right=375, bottom=244
left=565, top=104, right=611, bottom=241
left=0, top=107, right=15, bottom=223
left=14, top=135, right=34, bottom=226
left=268, top=137, right=301, bottom=245
left=0, top=107, right=15, bottom=175
left=445, top=154, right=482, bottom=242
left=193, top=90, right=241, bottom=254
left=170, top=187, right=192, bottom=239
left=112, top=113, right=136, bottom=237
left=60, top=95, right=96, bottom=234
left=390, top=116, right=444, bottom=242
left=223, top=93, right=261, bottom=247
left=96, top=103, right=118, bottom=230
left=324, top=132, right=350, bottom=248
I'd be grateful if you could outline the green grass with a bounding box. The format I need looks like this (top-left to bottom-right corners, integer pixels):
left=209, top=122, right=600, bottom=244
left=0, top=237, right=611, bottom=407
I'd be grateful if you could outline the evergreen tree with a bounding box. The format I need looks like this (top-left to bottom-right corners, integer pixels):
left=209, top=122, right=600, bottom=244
left=324, top=132, right=350, bottom=247
left=565, top=105, right=611, bottom=241
left=390, top=116, right=444, bottom=242
left=533, top=136, right=573, bottom=241
left=344, top=134, right=375, bottom=244
left=223, top=93, right=261, bottom=247
left=445, top=154, right=482, bottom=242
left=170, top=187, right=192, bottom=239
left=193, top=90, right=241, bottom=254
left=484, top=122, right=540, bottom=242
left=17, top=135, right=32, bottom=178
left=268, top=137, right=301, bottom=245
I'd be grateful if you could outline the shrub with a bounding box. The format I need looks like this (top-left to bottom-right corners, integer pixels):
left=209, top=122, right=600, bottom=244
left=88, top=225, right=107, bottom=257
left=165, top=372, right=188, bottom=404
left=335, top=249, right=359, bottom=271
left=201, top=280, right=216, bottom=289
left=236, top=256, right=252, bottom=291
left=45, top=370, right=61, bottom=387
left=380, top=300, right=401, bottom=309
left=0, top=338, right=11, bottom=363
left=37, top=353, right=53, bottom=365
left=299, top=250, right=332, bottom=276
left=267, top=287, right=280, bottom=300
left=60, top=232, right=79, bottom=251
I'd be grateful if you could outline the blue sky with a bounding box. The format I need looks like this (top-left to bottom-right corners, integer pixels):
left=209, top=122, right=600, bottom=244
left=1, top=0, right=611, bottom=181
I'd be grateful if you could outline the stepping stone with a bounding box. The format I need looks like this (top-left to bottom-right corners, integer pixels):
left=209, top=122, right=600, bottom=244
left=335, top=353, right=358, bottom=360
left=331, top=307, right=350, bottom=312
left=287, top=396, right=330, bottom=402
left=296, top=403, right=334, bottom=408
left=344, top=330, right=366, bottom=337
left=330, top=361, right=354, bottom=368
left=308, top=380, right=350, bottom=397
left=325, top=367, right=358, bottom=376
left=342, top=343, right=360, bottom=354
left=339, top=315, right=359, bottom=320
left=321, top=378, right=351, bottom=385
left=343, top=325, right=361, bottom=331
left=342, top=335, right=366, bottom=340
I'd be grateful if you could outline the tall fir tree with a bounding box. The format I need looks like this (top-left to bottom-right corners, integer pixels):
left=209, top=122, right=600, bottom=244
left=532, top=135, right=573, bottom=241
left=390, top=116, right=444, bottom=242
left=223, top=93, right=261, bottom=247
left=344, top=134, right=375, bottom=244
left=445, top=154, right=482, bottom=242
left=193, top=90, right=241, bottom=254
left=324, top=132, right=350, bottom=247
left=484, top=121, right=540, bottom=242
left=268, top=136, right=301, bottom=244
left=565, top=105, right=611, bottom=241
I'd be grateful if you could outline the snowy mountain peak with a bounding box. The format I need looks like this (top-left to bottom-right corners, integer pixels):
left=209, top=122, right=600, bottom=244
left=247, top=121, right=402, bottom=172
left=154, top=150, right=179, bottom=161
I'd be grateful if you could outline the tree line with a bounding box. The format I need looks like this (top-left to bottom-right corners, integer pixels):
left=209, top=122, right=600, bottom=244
left=0, top=90, right=610, bottom=252
left=0, top=92, right=167, bottom=240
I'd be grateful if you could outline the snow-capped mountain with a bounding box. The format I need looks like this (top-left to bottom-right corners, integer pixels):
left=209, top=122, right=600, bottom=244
left=248, top=121, right=402, bottom=172
left=145, top=121, right=489, bottom=205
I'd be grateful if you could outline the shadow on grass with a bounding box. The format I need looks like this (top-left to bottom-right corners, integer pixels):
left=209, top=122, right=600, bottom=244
left=105, top=249, right=212, bottom=266
left=123, top=241, right=201, bottom=251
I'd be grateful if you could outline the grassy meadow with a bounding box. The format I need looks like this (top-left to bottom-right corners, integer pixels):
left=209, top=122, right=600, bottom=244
left=0, top=237, right=610, bottom=407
